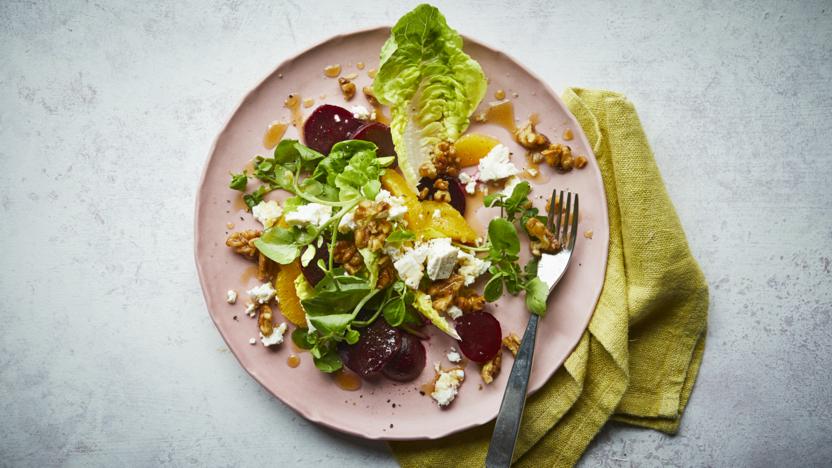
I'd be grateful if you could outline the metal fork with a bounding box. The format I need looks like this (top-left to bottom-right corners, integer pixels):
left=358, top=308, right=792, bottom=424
left=485, top=188, right=579, bottom=468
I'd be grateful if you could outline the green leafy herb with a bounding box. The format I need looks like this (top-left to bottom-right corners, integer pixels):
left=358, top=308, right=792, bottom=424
left=229, top=171, right=248, bottom=191
left=385, top=229, right=416, bottom=244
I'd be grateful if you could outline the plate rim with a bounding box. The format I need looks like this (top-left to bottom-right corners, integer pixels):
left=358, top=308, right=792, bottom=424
left=193, top=25, right=609, bottom=440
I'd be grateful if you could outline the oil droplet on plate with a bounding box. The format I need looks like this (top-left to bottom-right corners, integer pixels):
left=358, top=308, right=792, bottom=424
left=287, top=354, right=301, bottom=368
left=263, top=121, right=288, bottom=149
left=323, top=64, right=341, bottom=78
left=284, top=93, right=303, bottom=135
left=563, top=128, right=573, bottom=141
left=302, top=98, right=315, bottom=108
left=356, top=62, right=365, bottom=70
left=367, top=68, right=377, bottom=79
left=334, top=369, right=362, bottom=391
left=485, top=100, right=517, bottom=133
left=494, top=89, right=505, bottom=100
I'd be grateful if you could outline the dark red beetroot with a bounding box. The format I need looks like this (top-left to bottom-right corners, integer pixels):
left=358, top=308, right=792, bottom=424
left=418, top=176, right=467, bottom=215
left=381, top=332, right=426, bottom=382
left=341, top=320, right=402, bottom=377
left=455, top=312, right=502, bottom=363
left=303, top=105, right=364, bottom=154
left=301, top=244, right=329, bottom=286
left=350, top=122, right=396, bottom=158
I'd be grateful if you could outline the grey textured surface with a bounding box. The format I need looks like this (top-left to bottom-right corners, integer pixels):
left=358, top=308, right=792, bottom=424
left=1, top=0, right=831, bottom=466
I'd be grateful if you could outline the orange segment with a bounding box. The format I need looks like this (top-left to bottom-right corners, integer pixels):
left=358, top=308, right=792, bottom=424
left=419, top=201, right=478, bottom=244
left=381, top=169, right=425, bottom=231
left=274, top=260, right=306, bottom=327
left=454, top=133, right=500, bottom=167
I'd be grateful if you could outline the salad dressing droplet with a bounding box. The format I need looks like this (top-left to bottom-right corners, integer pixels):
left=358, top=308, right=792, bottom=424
left=356, top=62, right=365, bottom=70
left=302, top=98, right=315, bottom=108
left=494, top=89, right=506, bottom=100
left=287, top=354, right=301, bottom=368
left=334, top=370, right=362, bottom=391
left=324, top=64, right=341, bottom=78
left=263, top=121, right=288, bottom=149
left=239, top=264, right=259, bottom=284
left=367, top=68, right=378, bottom=79
left=284, top=94, right=304, bottom=136
left=485, top=100, right=516, bottom=134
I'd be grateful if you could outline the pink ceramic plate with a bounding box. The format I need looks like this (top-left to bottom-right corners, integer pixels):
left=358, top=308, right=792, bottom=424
left=194, top=27, right=609, bottom=440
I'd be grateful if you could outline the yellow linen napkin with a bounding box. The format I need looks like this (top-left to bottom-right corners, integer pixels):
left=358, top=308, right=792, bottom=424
left=390, top=88, right=709, bottom=467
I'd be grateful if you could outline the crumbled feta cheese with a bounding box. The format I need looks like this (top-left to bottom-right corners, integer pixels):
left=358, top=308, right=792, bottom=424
left=247, top=282, right=276, bottom=304
left=375, top=189, right=408, bottom=220
left=526, top=167, right=539, bottom=177
left=226, top=290, right=238, bottom=304
left=260, top=322, right=287, bottom=347
left=431, top=368, right=465, bottom=407
left=351, top=105, right=371, bottom=120
left=244, top=301, right=256, bottom=314
left=457, top=251, right=491, bottom=286
left=478, top=144, right=520, bottom=182
left=394, top=251, right=425, bottom=289
left=447, top=305, right=463, bottom=319
left=425, top=238, right=459, bottom=281
left=447, top=348, right=462, bottom=363
left=284, top=203, right=332, bottom=228
left=459, top=172, right=477, bottom=195
left=248, top=337, right=256, bottom=345
left=338, top=209, right=356, bottom=233
left=251, top=200, right=283, bottom=228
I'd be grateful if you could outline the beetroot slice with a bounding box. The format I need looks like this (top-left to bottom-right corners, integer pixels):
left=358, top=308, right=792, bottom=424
left=341, top=320, right=402, bottom=377
left=455, top=312, right=502, bottom=363
left=303, top=105, right=364, bottom=154
left=381, top=332, right=426, bottom=382
left=350, top=122, right=396, bottom=157
left=418, top=176, right=467, bottom=215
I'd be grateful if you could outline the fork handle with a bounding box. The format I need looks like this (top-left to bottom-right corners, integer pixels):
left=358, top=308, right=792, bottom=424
left=485, top=313, right=540, bottom=468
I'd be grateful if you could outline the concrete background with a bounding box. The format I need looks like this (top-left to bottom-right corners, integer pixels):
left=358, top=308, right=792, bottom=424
left=1, top=0, right=830, bottom=466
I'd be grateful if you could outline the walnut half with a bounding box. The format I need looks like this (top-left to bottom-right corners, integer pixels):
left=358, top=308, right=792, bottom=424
left=481, top=351, right=502, bottom=384
left=226, top=230, right=261, bottom=259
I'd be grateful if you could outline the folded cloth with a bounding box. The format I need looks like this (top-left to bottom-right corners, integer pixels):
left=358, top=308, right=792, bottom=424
left=390, top=88, right=709, bottom=467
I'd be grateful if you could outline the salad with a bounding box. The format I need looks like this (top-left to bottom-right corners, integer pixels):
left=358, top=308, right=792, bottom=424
left=223, top=4, right=586, bottom=407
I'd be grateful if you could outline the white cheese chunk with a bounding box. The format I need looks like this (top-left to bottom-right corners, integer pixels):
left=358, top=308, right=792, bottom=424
left=446, top=305, right=463, bottom=319
left=247, top=282, right=276, bottom=304
left=338, top=209, right=356, bottom=233
left=478, top=144, right=520, bottom=182
left=251, top=200, right=283, bottom=228
left=284, top=203, right=332, bottom=228
left=260, top=322, right=287, bottom=347
left=375, top=189, right=408, bottom=220
left=226, top=290, right=238, bottom=304
left=431, top=368, right=465, bottom=407
left=248, top=337, right=256, bottom=345
left=447, top=348, right=462, bottom=363
left=457, top=251, right=491, bottom=286
left=394, top=252, right=425, bottom=289
left=351, top=105, right=371, bottom=120
left=425, top=238, right=459, bottom=281
left=459, top=172, right=478, bottom=195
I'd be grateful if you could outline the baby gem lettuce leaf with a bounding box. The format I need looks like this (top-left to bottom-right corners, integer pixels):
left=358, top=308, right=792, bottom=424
left=372, top=4, right=487, bottom=190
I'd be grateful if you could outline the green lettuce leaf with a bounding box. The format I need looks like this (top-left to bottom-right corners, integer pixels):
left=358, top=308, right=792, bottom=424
left=412, top=290, right=460, bottom=340
left=372, top=4, right=487, bottom=190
